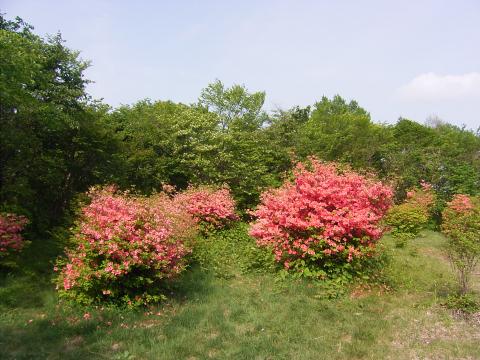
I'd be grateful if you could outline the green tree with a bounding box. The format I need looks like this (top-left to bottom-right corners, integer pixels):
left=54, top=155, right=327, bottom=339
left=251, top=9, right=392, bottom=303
left=297, top=95, right=387, bottom=169
left=0, top=15, right=115, bottom=230
left=106, top=100, right=220, bottom=192
left=198, top=81, right=277, bottom=209
left=198, top=79, right=266, bottom=131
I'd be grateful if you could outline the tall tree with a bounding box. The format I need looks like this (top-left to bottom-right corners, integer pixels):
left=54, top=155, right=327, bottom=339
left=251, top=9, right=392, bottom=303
left=0, top=15, right=115, bottom=229
left=297, top=95, right=388, bottom=169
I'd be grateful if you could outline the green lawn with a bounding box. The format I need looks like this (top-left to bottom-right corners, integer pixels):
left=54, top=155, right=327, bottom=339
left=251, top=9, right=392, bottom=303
left=1, top=231, right=479, bottom=359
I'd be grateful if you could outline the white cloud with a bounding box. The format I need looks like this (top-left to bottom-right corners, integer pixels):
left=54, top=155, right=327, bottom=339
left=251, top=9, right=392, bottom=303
left=397, top=72, right=480, bottom=101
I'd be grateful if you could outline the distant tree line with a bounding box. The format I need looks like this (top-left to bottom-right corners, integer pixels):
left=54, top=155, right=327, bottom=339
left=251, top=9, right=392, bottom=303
left=1, top=15, right=479, bottom=231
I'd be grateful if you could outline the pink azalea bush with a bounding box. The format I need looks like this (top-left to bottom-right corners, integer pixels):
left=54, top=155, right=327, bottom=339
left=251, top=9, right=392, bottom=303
left=175, top=186, right=238, bottom=231
left=0, top=212, right=29, bottom=256
left=249, top=158, right=393, bottom=277
left=445, top=194, right=474, bottom=213
left=56, top=186, right=197, bottom=307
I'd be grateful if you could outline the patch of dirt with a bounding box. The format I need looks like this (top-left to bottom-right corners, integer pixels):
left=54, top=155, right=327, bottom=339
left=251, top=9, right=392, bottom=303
left=206, top=331, right=219, bottom=340
left=63, top=335, right=84, bottom=352
left=350, top=284, right=389, bottom=299
left=390, top=306, right=480, bottom=359
left=235, top=322, right=255, bottom=336
left=418, top=247, right=449, bottom=262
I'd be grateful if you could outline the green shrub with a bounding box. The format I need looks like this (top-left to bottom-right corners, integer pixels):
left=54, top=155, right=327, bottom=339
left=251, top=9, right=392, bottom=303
left=443, top=293, right=480, bottom=314
left=193, top=222, right=276, bottom=278
left=385, top=204, right=429, bottom=247
left=385, top=183, right=435, bottom=247
left=441, top=194, right=480, bottom=295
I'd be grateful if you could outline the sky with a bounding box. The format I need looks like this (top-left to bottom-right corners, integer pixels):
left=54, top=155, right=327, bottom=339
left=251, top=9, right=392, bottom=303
left=2, top=0, right=480, bottom=129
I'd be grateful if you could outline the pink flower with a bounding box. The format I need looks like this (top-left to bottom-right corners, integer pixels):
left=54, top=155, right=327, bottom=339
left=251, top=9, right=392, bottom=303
left=83, top=312, right=91, bottom=320
left=174, top=186, right=238, bottom=228
left=249, top=158, right=393, bottom=269
left=56, top=186, right=197, bottom=305
left=0, top=213, right=29, bottom=255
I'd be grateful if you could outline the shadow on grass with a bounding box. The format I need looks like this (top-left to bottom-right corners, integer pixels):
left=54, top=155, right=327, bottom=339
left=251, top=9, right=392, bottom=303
left=166, top=263, right=223, bottom=302
left=0, top=234, right=62, bottom=310
left=0, top=315, right=104, bottom=360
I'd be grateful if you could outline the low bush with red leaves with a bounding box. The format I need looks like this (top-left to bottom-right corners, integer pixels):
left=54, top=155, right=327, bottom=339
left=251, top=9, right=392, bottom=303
left=0, top=212, right=29, bottom=257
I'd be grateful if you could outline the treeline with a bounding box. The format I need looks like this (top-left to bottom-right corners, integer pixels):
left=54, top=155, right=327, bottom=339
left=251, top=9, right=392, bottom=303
left=1, top=15, right=479, bottom=231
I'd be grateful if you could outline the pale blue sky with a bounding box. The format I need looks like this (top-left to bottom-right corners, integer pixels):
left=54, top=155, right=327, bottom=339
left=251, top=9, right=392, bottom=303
left=2, top=0, right=479, bottom=129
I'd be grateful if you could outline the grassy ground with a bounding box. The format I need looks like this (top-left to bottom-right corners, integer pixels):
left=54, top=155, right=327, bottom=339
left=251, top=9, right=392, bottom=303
left=0, top=231, right=479, bottom=359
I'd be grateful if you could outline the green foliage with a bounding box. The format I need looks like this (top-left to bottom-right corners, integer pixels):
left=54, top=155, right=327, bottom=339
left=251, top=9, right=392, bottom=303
left=198, top=80, right=280, bottom=209
left=385, top=204, right=430, bottom=247
left=106, top=81, right=281, bottom=210
left=385, top=183, right=436, bottom=248
left=192, top=223, right=276, bottom=278
left=277, top=247, right=390, bottom=288
left=198, top=79, right=266, bottom=132
left=106, top=100, right=220, bottom=192
left=442, top=293, right=480, bottom=314
left=441, top=195, right=480, bottom=294
left=297, top=95, right=388, bottom=169
left=379, top=119, right=480, bottom=203
left=0, top=15, right=118, bottom=231
left=262, top=106, right=310, bottom=175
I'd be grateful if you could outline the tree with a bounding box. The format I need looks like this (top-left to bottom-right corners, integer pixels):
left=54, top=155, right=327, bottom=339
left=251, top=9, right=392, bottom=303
left=379, top=118, right=480, bottom=202
left=297, top=95, right=388, bottom=169
left=0, top=15, right=115, bottom=230
left=106, top=100, right=220, bottom=192
left=263, top=106, right=311, bottom=174
left=196, top=81, right=277, bottom=209
left=198, top=79, right=266, bottom=131
left=442, top=195, right=480, bottom=294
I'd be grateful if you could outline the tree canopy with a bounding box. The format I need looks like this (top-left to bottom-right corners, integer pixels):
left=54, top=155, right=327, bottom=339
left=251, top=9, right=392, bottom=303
left=1, top=14, right=479, bottom=231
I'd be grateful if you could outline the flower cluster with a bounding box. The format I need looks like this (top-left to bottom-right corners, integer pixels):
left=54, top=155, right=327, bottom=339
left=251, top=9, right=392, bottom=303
left=0, top=212, right=29, bottom=256
left=405, top=180, right=435, bottom=210
left=175, top=186, right=238, bottom=229
left=249, top=158, right=393, bottom=271
left=446, top=194, right=473, bottom=213
left=56, top=186, right=197, bottom=306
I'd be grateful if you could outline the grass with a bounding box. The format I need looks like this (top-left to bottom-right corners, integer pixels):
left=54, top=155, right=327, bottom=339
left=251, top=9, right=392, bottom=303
left=0, top=230, right=479, bottom=359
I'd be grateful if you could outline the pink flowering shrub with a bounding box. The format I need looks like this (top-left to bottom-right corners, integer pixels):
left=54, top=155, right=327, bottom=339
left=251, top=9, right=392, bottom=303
left=442, top=194, right=480, bottom=294
left=249, top=158, right=393, bottom=278
left=174, top=186, right=238, bottom=231
left=0, top=212, right=29, bottom=256
left=56, top=186, right=197, bottom=307
left=445, top=194, right=474, bottom=213
left=406, top=181, right=435, bottom=209
left=385, top=181, right=436, bottom=246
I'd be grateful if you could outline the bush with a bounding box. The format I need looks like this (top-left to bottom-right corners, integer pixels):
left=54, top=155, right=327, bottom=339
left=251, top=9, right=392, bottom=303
left=385, top=181, right=435, bottom=247
left=55, top=186, right=197, bottom=307
left=0, top=212, right=29, bottom=257
left=443, top=293, right=480, bottom=314
left=249, top=158, right=393, bottom=278
left=175, top=185, right=238, bottom=232
left=441, top=194, right=480, bottom=294
left=193, top=222, right=276, bottom=278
